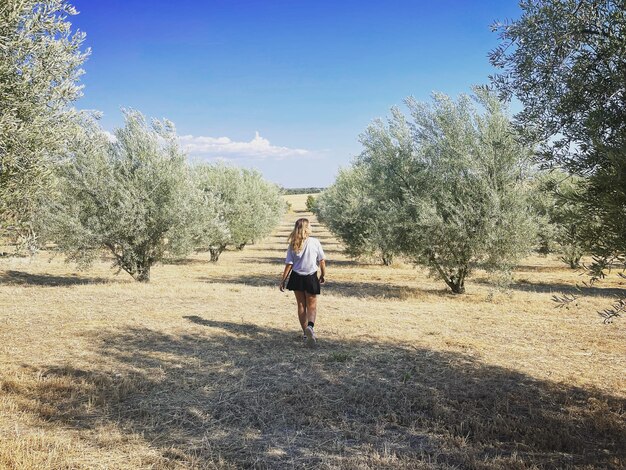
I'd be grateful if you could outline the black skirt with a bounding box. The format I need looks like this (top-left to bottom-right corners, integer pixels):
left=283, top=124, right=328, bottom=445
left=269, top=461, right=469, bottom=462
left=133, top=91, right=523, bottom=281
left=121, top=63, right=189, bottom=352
left=287, top=271, right=321, bottom=295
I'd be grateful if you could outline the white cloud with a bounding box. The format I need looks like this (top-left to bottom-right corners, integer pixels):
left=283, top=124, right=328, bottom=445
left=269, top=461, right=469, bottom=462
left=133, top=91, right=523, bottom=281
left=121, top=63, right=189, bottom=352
left=179, top=131, right=310, bottom=161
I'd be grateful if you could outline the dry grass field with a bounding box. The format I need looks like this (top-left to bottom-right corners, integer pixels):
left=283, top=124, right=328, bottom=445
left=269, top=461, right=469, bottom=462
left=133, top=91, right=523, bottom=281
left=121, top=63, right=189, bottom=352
left=0, top=194, right=624, bottom=469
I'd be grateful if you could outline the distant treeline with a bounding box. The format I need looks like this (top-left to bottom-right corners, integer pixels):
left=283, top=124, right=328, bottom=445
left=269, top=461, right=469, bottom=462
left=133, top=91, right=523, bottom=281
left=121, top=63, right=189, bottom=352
left=281, top=187, right=325, bottom=195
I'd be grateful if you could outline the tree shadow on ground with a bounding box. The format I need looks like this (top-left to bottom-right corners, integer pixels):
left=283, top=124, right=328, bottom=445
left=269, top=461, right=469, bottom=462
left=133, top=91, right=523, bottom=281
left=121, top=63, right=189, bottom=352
left=248, top=247, right=347, bottom=256
left=161, top=257, right=212, bottom=266
left=0, top=251, right=29, bottom=258
left=319, top=248, right=347, bottom=256
left=477, top=278, right=626, bottom=298
left=311, top=234, right=336, bottom=242
left=198, top=274, right=277, bottom=288
left=7, top=319, right=625, bottom=469
left=199, top=273, right=436, bottom=299
left=240, top=256, right=360, bottom=268
left=323, top=279, right=447, bottom=299
left=514, top=264, right=576, bottom=273
left=0, top=270, right=112, bottom=287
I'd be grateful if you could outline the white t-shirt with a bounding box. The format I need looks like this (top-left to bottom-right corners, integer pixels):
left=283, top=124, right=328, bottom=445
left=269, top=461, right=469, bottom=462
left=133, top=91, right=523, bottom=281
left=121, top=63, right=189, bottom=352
left=285, top=237, right=325, bottom=275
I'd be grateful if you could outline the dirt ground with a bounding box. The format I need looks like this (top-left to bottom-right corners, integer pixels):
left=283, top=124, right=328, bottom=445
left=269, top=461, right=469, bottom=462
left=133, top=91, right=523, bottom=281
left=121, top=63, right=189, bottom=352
left=0, top=194, right=624, bottom=469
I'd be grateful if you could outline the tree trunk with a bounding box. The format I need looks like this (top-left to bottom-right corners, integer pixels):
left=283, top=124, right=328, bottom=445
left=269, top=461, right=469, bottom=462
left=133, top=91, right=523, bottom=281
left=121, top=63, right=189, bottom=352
left=449, top=276, right=465, bottom=294
left=448, top=267, right=467, bottom=294
left=209, top=245, right=225, bottom=262
left=430, top=255, right=467, bottom=294
left=134, top=264, right=151, bottom=282
left=561, top=254, right=582, bottom=269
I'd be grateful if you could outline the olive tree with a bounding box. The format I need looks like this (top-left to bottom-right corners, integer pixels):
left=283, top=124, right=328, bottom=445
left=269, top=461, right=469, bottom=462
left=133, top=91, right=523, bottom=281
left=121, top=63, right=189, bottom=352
left=305, top=195, right=316, bottom=212
left=41, top=110, right=205, bottom=282
left=530, top=170, right=602, bottom=268
left=357, top=89, right=536, bottom=293
left=0, top=0, right=88, bottom=248
left=527, top=174, right=559, bottom=256
left=490, top=0, right=626, bottom=265
left=237, top=168, right=284, bottom=248
left=193, top=164, right=283, bottom=261
left=315, top=165, right=397, bottom=265
left=191, top=166, right=231, bottom=262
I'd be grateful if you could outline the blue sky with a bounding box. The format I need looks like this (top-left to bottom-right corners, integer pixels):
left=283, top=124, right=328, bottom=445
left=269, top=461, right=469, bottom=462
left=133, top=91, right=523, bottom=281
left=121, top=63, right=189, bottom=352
left=71, top=0, right=523, bottom=188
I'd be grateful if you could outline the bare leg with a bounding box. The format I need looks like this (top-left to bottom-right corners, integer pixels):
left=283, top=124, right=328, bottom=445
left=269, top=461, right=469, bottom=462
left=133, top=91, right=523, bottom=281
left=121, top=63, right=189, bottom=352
left=305, top=292, right=317, bottom=325
left=294, top=291, right=307, bottom=332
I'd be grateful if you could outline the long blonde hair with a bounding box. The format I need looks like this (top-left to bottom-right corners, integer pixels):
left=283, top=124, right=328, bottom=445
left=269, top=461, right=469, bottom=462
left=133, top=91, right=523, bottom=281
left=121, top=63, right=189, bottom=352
left=288, top=218, right=311, bottom=253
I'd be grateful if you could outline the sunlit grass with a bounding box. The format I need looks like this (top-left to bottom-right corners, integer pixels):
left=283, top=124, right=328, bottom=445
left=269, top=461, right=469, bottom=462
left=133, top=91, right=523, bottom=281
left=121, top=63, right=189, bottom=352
left=0, top=194, right=624, bottom=469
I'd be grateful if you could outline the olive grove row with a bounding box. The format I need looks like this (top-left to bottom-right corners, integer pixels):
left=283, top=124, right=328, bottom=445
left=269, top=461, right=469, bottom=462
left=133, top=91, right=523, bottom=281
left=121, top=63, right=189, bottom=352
left=313, top=90, right=599, bottom=294
left=0, top=1, right=283, bottom=282
left=39, top=111, right=284, bottom=282
left=314, top=0, right=625, bottom=297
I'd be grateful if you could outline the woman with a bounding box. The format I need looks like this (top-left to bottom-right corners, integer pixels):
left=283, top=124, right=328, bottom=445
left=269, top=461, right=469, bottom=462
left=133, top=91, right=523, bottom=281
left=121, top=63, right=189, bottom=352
left=279, top=218, right=326, bottom=346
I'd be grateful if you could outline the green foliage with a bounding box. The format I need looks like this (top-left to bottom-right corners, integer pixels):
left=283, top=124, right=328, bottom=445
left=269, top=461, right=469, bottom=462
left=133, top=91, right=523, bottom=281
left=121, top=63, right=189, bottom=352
left=490, top=0, right=626, bottom=265
left=530, top=171, right=601, bottom=268
left=0, top=0, right=88, bottom=247
left=527, top=173, right=559, bottom=256
left=281, top=187, right=324, bottom=195
left=193, top=164, right=284, bottom=262
left=305, top=195, right=316, bottom=212
left=353, top=88, right=536, bottom=293
left=40, top=110, right=203, bottom=282
left=315, top=166, right=396, bottom=265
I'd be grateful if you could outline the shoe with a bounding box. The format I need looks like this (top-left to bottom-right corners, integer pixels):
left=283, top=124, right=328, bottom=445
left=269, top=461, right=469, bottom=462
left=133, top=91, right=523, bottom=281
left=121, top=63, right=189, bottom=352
left=305, top=325, right=317, bottom=347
